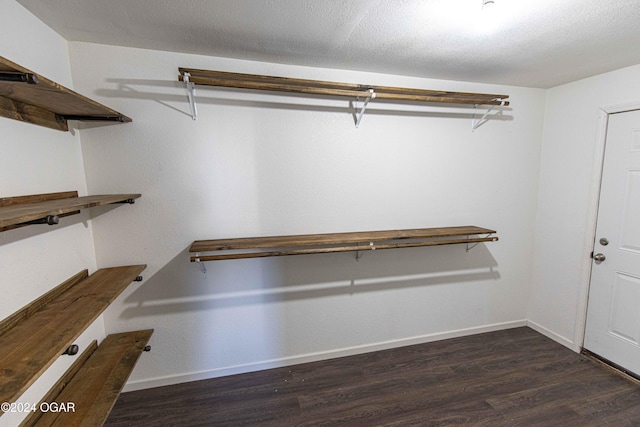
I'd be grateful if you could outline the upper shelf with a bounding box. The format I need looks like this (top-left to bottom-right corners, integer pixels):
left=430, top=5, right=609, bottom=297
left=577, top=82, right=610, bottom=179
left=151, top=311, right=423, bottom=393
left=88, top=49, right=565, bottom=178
left=190, top=226, right=498, bottom=262
left=0, top=55, right=131, bottom=131
left=0, top=191, right=141, bottom=232
left=178, top=68, right=510, bottom=106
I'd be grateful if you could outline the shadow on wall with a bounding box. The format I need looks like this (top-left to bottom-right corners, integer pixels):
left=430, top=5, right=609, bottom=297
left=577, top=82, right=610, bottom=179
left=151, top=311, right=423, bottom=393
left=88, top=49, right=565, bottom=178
left=89, top=78, right=513, bottom=126
left=120, top=242, right=500, bottom=320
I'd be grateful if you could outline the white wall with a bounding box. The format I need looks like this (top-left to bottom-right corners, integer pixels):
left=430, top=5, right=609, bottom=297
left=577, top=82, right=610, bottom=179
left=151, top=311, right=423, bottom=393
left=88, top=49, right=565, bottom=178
left=529, top=64, right=640, bottom=349
left=0, top=1, right=102, bottom=426
left=68, top=42, right=546, bottom=390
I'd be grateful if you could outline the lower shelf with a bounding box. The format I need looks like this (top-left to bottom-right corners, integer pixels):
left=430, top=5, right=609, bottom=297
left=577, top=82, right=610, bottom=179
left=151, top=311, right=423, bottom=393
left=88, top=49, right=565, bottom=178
left=0, top=266, right=146, bottom=406
left=22, top=329, right=153, bottom=427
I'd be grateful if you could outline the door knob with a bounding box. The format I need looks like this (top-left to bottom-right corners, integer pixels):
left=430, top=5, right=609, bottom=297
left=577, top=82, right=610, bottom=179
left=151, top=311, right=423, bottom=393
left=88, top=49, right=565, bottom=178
left=593, top=253, right=606, bottom=262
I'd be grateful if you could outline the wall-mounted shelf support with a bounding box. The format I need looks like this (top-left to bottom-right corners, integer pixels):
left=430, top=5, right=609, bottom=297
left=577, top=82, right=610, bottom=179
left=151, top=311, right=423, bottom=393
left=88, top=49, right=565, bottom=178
left=472, top=101, right=506, bottom=131
left=190, top=226, right=498, bottom=263
left=466, top=233, right=494, bottom=252
left=182, top=71, right=197, bottom=120
left=178, top=68, right=509, bottom=129
left=193, top=253, right=207, bottom=274
left=60, top=114, right=129, bottom=122
left=24, top=214, right=59, bottom=226
left=62, top=344, right=79, bottom=356
left=115, top=198, right=137, bottom=204
left=0, top=71, right=38, bottom=84
left=355, top=242, right=375, bottom=261
left=354, top=89, right=376, bottom=128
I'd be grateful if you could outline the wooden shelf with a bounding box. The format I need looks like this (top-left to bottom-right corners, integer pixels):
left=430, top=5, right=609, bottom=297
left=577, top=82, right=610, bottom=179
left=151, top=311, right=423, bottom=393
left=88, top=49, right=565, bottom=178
left=190, top=226, right=498, bottom=262
left=0, top=265, right=146, bottom=406
left=0, top=55, right=131, bottom=131
left=23, top=330, right=153, bottom=427
left=19, top=340, right=98, bottom=427
left=0, top=191, right=141, bottom=232
left=179, top=68, right=510, bottom=106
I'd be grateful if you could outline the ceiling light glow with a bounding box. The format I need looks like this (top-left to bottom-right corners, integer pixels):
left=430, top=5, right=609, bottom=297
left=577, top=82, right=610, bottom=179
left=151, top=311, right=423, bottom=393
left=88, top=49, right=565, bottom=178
left=482, top=0, right=495, bottom=10
left=478, top=0, right=504, bottom=34
left=421, top=0, right=529, bottom=37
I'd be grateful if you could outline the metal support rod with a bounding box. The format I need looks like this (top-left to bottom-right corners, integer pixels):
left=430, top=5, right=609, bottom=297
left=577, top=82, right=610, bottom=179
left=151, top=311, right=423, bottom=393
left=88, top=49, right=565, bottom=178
left=115, top=199, right=136, bottom=204
left=61, top=115, right=128, bottom=122
left=0, top=71, right=39, bottom=84
left=183, top=72, right=197, bottom=120
left=354, top=89, right=375, bottom=128
left=25, top=215, right=59, bottom=226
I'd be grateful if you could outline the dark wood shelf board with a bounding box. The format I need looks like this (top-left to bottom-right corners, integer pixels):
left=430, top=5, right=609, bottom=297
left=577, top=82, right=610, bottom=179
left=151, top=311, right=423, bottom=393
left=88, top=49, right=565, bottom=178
left=29, top=330, right=153, bottom=427
left=0, top=270, right=88, bottom=338
left=19, top=340, right=98, bottom=427
left=0, top=55, right=131, bottom=131
left=190, top=226, right=498, bottom=262
left=0, top=192, right=141, bottom=231
left=0, top=191, right=81, bottom=232
left=0, top=265, right=146, bottom=405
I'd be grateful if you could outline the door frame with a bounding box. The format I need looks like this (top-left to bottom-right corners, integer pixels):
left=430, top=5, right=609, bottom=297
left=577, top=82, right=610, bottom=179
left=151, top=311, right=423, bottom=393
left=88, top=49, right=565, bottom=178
left=575, top=101, right=640, bottom=349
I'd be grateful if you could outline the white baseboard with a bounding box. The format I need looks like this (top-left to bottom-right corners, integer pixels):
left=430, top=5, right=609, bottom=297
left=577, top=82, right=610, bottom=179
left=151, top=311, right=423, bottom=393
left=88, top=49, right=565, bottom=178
left=526, top=319, right=578, bottom=351
left=123, top=320, right=527, bottom=392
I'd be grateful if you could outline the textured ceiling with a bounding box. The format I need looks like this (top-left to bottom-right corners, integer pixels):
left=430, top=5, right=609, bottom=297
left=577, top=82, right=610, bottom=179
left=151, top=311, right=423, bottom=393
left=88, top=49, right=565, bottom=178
left=16, top=0, right=640, bottom=88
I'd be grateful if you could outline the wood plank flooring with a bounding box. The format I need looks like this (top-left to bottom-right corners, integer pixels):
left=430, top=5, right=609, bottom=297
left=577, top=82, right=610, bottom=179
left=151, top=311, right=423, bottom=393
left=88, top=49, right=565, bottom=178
left=105, top=327, right=640, bottom=426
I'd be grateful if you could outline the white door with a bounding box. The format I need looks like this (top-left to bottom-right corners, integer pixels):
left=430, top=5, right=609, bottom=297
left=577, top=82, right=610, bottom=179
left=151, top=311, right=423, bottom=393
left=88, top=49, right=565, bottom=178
left=584, top=109, right=640, bottom=376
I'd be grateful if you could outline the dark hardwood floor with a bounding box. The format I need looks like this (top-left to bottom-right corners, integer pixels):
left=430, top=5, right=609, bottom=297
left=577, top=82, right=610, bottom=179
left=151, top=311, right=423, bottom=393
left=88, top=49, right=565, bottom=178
left=105, top=327, right=640, bottom=426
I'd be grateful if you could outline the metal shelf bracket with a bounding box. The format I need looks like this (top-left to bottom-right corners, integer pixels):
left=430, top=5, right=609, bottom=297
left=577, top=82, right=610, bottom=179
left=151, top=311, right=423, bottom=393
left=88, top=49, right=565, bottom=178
left=183, top=71, right=197, bottom=121
left=355, top=241, right=375, bottom=261
left=466, top=234, right=492, bottom=252
left=472, top=100, right=506, bottom=131
left=194, top=252, right=206, bottom=273
left=354, top=89, right=376, bottom=128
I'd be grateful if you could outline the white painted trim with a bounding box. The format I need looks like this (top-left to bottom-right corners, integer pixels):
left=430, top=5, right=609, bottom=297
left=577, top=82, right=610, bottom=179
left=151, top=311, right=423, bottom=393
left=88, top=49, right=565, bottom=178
left=602, top=100, right=640, bottom=115
left=527, top=320, right=577, bottom=351
left=573, top=109, right=609, bottom=349
left=123, top=320, right=527, bottom=392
